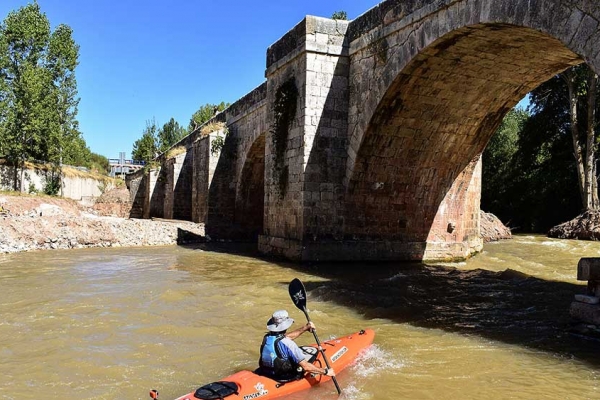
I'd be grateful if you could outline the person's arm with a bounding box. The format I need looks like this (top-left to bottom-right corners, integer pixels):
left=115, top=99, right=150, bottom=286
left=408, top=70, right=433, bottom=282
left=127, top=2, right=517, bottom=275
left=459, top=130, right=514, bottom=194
left=298, top=360, right=335, bottom=376
left=285, top=322, right=315, bottom=340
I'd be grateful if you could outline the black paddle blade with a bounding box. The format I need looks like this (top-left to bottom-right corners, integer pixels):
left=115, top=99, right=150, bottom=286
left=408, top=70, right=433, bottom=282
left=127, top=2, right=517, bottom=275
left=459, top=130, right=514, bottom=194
left=288, top=278, right=307, bottom=311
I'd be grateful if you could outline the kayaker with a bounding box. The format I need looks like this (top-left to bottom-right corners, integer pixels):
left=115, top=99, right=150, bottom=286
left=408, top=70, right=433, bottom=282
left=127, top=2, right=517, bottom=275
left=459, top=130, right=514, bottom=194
left=259, top=310, right=336, bottom=381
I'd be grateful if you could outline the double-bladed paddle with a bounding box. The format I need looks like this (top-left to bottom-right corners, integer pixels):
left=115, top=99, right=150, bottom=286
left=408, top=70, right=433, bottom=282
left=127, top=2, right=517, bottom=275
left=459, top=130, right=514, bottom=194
left=288, top=278, right=342, bottom=395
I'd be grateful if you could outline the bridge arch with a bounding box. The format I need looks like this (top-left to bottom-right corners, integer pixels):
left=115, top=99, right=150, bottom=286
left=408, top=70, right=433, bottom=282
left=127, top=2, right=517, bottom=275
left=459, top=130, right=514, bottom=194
left=234, top=132, right=266, bottom=240
left=344, top=0, right=599, bottom=259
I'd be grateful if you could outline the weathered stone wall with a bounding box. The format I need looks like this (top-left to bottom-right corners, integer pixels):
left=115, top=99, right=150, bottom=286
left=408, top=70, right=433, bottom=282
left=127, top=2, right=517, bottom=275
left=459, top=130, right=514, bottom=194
left=339, top=0, right=598, bottom=260
left=259, top=17, right=351, bottom=259
left=148, top=168, right=164, bottom=218
left=126, top=170, right=146, bottom=218
left=133, top=0, right=600, bottom=262
left=163, top=158, right=175, bottom=219
left=191, top=134, right=213, bottom=223
left=173, top=152, right=193, bottom=220
left=258, top=19, right=309, bottom=257
left=206, top=83, right=268, bottom=240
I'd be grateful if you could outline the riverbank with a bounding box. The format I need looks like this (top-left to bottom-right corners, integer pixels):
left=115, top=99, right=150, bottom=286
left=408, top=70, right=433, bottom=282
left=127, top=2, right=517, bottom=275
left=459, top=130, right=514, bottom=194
left=0, top=190, right=511, bottom=254
left=0, top=190, right=205, bottom=253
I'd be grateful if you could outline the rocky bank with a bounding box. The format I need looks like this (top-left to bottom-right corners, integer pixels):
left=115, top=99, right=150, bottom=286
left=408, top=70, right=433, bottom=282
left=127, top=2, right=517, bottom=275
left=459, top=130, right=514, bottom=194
left=0, top=189, right=205, bottom=253
left=548, top=210, right=600, bottom=240
left=0, top=190, right=511, bottom=254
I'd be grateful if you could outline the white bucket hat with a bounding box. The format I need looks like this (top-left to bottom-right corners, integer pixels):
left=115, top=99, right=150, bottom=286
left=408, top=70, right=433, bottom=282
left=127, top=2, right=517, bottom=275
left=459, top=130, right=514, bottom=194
left=266, top=310, right=294, bottom=332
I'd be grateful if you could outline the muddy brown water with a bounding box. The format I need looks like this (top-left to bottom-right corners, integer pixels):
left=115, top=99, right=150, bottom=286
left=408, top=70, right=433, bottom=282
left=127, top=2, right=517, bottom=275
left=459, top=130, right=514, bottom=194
left=1, top=235, right=600, bottom=399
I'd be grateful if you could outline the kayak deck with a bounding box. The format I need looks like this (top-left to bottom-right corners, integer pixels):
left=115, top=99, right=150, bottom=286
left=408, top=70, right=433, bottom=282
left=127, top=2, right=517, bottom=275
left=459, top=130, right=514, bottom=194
left=174, top=328, right=375, bottom=400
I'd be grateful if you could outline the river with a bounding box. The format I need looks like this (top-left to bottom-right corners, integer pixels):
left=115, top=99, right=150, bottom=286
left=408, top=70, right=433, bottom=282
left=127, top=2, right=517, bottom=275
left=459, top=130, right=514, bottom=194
left=1, top=235, right=600, bottom=399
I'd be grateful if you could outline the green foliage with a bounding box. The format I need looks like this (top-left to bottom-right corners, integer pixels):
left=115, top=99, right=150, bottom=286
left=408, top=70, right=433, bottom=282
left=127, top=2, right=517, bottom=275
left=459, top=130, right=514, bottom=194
left=0, top=2, right=85, bottom=189
left=158, top=118, right=187, bottom=153
left=132, top=120, right=158, bottom=164
left=188, top=102, right=229, bottom=132
left=482, top=108, right=528, bottom=215
left=331, top=11, right=348, bottom=20
left=87, top=152, right=109, bottom=174
left=210, top=134, right=225, bottom=156
left=28, top=182, right=37, bottom=194
left=482, top=64, right=599, bottom=232
left=43, top=173, right=60, bottom=195
left=271, top=78, right=298, bottom=197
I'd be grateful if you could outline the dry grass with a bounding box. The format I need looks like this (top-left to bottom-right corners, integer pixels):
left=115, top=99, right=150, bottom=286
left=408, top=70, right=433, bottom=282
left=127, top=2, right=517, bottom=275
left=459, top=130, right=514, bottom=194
left=165, top=146, right=187, bottom=159
left=200, top=121, right=227, bottom=136
left=0, top=189, right=74, bottom=202
left=0, top=159, right=115, bottom=184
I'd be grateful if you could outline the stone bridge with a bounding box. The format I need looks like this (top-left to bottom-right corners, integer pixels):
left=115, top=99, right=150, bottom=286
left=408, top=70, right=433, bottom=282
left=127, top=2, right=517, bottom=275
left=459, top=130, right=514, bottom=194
left=128, top=0, right=600, bottom=261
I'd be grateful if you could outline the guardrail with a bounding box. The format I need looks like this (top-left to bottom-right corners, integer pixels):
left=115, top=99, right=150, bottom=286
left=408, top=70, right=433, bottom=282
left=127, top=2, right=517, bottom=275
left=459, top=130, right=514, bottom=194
left=108, top=159, right=146, bottom=166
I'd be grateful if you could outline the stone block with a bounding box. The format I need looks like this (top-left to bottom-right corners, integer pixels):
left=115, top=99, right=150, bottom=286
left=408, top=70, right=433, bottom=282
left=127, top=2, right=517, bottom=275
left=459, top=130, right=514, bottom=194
left=571, top=301, right=600, bottom=325
left=577, top=258, right=600, bottom=281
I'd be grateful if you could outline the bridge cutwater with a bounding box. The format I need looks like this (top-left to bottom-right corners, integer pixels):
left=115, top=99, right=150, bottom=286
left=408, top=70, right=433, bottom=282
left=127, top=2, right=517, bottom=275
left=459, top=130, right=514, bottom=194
left=126, top=0, right=600, bottom=262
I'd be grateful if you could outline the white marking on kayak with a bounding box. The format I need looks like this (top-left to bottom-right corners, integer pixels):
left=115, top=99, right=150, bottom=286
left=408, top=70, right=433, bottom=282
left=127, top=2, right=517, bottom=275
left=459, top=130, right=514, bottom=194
left=330, top=346, right=348, bottom=363
left=243, top=382, right=268, bottom=400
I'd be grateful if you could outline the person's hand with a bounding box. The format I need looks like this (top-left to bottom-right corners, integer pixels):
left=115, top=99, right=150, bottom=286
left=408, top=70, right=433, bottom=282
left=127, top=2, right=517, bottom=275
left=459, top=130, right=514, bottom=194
left=306, top=322, right=315, bottom=332
left=324, top=368, right=335, bottom=377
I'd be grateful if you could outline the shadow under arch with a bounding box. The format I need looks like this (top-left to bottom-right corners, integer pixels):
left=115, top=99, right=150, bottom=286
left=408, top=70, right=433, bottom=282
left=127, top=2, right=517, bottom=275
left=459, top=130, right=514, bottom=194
left=235, top=132, right=266, bottom=241
left=170, top=243, right=600, bottom=369
left=275, top=260, right=600, bottom=368
left=344, top=23, right=585, bottom=260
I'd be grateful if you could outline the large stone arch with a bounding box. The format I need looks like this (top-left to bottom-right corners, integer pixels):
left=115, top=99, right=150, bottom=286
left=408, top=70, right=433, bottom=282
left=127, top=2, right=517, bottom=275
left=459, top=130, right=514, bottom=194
left=344, top=0, right=599, bottom=260
left=234, top=132, right=266, bottom=240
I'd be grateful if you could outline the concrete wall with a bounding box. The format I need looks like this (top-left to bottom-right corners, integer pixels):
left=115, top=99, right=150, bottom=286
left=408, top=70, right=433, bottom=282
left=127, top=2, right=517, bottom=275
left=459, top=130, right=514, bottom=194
left=0, top=163, right=113, bottom=201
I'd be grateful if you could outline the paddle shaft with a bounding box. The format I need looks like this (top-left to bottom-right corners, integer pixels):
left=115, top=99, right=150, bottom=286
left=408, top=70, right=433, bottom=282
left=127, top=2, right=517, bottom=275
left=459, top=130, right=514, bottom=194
left=300, top=305, right=342, bottom=395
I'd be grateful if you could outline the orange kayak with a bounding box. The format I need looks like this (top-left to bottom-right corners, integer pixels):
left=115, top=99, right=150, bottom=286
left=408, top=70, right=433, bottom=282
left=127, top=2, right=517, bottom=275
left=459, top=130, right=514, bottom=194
left=172, top=329, right=375, bottom=400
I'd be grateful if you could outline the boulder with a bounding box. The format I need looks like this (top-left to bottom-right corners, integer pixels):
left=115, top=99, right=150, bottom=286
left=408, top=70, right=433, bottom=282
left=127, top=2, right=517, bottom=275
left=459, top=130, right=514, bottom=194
left=479, top=211, right=512, bottom=242
left=548, top=210, right=600, bottom=240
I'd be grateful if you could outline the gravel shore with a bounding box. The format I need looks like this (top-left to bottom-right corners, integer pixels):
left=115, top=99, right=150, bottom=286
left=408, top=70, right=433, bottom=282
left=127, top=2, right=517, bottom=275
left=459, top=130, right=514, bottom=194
left=0, top=192, right=205, bottom=254
left=0, top=191, right=510, bottom=254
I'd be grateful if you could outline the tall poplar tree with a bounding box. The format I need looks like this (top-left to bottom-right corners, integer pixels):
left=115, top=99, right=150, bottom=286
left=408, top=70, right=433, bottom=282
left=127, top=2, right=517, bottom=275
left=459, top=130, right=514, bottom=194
left=0, top=2, right=80, bottom=191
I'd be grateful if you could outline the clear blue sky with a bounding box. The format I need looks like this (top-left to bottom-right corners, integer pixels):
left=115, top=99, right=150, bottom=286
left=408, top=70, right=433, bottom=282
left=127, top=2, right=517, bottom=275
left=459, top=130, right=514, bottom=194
left=0, top=0, right=381, bottom=160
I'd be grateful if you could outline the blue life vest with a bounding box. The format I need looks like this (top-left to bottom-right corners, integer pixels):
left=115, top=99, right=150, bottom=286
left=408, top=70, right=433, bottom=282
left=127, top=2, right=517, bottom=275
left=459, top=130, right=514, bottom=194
left=259, top=333, right=296, bottom=378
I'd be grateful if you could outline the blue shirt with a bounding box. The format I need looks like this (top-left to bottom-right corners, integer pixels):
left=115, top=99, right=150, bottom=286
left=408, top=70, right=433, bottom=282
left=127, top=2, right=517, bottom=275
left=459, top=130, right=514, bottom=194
left=277, top=337, right=306, bottom=364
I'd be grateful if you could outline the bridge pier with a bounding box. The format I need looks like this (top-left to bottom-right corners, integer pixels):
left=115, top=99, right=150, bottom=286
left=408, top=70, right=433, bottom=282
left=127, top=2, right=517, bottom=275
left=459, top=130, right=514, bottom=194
left=258, top=16, right=353, bottom=260
left=256, top=15, right=484, bottom=262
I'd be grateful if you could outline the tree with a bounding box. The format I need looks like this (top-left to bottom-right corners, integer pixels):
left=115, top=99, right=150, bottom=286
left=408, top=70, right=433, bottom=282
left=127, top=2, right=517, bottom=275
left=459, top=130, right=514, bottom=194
left=0, top=2, right=81, bottom=191
left=47, top=24, right=80, bottom=166
left=87, top=151, right=109, bottom=174
left=188, top=102, right=228, bottom=132
left=482, top=108, right=528, bottom=220
left=132, top=120, right=158, bottom=164
left=481, top=64, right=599, bottom=232
left=331, top=11, right=348, bottom=20
left=559, top=65, right=599, bottom=210
left=157, top=117, right=186, bottom=153
left=528, top=64, right=599, bottom=212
